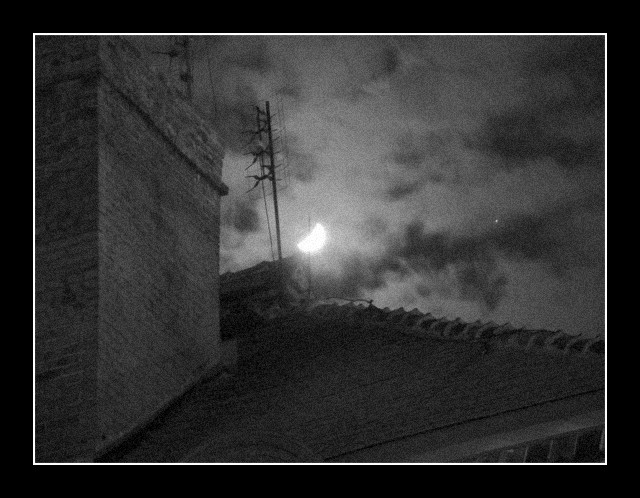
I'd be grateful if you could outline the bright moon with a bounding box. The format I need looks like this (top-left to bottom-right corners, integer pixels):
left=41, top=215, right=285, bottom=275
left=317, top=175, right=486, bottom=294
left=297, top=223, right=327, bottom=253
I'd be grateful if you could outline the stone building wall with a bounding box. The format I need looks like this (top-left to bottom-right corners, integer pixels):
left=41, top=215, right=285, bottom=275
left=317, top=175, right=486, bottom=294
left=35, top=35, right=227, bottom=461
left=35, top=36, right=102, bottom=463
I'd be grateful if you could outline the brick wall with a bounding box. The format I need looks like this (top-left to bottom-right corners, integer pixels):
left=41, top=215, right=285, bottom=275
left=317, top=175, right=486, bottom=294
left=35, top=36, right=227, bottom=461
left=35, top=36, right=101, bottom=462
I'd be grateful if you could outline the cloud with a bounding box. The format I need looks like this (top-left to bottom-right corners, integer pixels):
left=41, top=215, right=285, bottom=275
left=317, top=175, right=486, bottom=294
left=470, top=36, right=604, bottom=173
left=386, top=131, right=427, bottom=170
left=122, top=35, right=604, bottom=334
left=393, top=129, right=465, bottom=170
left=384, top=182, right=422, bottom=202
left=473, top=107, right=604, bottom=172
left=490, top=196, right=604, bottom=275
left=224, top=41, right=273, bottom=75
left=313, top=222, right=508, bottom=311
left=282, top=134, right=320, bottom=184
left=529, top=35, right=604, bottom=98
left=329, top=39, right=403, bottom=103
left=222, top=198, right=261, bottom=234
left=276, top=81, right=303, bottom=101
left=456, top=261, right=508, bottom=311
left=369, top=45, right=402, bottom=81
left=381, top=128, right=468, bottom=200
left=206, top=83, right=260, bottom=154
left=313, top=195, right=603, bottom=311
left=313, top=248, right=407, bottom=300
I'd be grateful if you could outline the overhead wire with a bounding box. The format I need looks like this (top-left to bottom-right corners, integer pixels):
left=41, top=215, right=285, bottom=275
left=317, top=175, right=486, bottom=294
left=257, top=102, right=275, bottom=262
left=277, top=95, right=291, bottom=189
left=262, top=176, right=275, bottom=262
left=205, top=37, right=217, bottom=119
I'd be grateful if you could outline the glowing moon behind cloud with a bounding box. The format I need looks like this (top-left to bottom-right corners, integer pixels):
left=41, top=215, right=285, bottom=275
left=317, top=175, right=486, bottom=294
left=297, top=223, right=327, bottom=253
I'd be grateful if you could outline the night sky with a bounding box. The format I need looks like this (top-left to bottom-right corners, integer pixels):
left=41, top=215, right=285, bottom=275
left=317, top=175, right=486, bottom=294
left=126, top=34, right=605, bottom=338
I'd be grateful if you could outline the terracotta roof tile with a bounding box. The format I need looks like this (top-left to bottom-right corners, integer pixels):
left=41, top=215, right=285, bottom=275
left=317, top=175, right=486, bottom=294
left=219, top=258, right=604, bottom=358
left=247, top=301, right=605, bottom=358
left=101, top=291, right=604, bottom=462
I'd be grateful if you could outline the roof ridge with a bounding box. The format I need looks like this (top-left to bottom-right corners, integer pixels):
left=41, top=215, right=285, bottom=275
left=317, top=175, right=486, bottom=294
left=253, top=300, right=604, bottom=358
left=220, top=256, right=301, bottom=280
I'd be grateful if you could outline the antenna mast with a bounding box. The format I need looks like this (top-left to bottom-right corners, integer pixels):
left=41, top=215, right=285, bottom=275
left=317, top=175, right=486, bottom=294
left=245, top=101, right=283, bottom=263
left=265, top=101, right=283, bottom=262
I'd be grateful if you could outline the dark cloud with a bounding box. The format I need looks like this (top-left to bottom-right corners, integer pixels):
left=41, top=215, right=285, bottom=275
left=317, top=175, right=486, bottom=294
left=223, top=39, right=273, bottom=75
left=471, top=36, right=604, bottom=172
left=382, top=46, right=401, bottom=75
left=388, top=223, right=507, bottom=312
left=370, top=45, right=401, bottom=81
left=283, top=134, right=320, bottom=183
left=314, top=249, right=407, bottom=300
left=415, top=282, right=432, bottom=298
left=332, top=83, right=371, bottom=103
left=487, top=212, right=557, bottom=261
left=314, top=196, right=602, bottom=310
left=488, top=197, right=604, bottom=275
left=222, top=198, right=260, bottom=234
left=385, top=182, right=421, bottom=202
left=274, top=63, right=306, bottom=104
left=530, top=36, right=604, bottom=103
left=387, top=129, right=462, bottom=172
left=314, top=222, right=507, bottom=310
left=387, top=131, right=426, bottom=170
left=481, top=200, right=602, bottom=273
left=382, top=129, right=463, bottom=200
left=330, top=41, right=402, bottom=103
left=456, top=261, right=508, bottom=311
left=208, top=83, right=259, bottom=154
left=276, top=82, right=303, bottom=101
left=474, top=107, right=604, bottom=172
left=395, top=223, right=481, bottom=271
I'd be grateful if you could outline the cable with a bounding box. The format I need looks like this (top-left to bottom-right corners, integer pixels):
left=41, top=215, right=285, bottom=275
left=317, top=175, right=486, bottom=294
left=205, top=37, right=217, bottom=119
left=259, top=150, right=275, bottom=262
left=262, top=179, right=275, bottom=262
left=278, top=97, right=291, bottom=188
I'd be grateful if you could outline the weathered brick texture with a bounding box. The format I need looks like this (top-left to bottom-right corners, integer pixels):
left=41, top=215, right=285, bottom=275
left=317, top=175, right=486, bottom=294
left=35, top=35, right=227, bottom=462
left=36, top=36, right=101, bottom=463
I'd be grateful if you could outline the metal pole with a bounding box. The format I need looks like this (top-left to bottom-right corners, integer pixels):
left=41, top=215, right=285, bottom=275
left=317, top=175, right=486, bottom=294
left=265, top=101, right=285, bottom=304
left=307, top=215, right=312, bottom=300
left=256, top=106, right=263, bottom=172
left=265, top=101, right=283, bottom=262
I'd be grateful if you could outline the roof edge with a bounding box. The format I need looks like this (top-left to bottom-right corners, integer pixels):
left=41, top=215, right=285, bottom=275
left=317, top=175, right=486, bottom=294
left=244, top=300, right=605, bottom=359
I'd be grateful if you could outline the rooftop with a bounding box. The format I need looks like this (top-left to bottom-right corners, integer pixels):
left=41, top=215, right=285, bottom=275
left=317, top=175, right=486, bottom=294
left=99, top=297, right=604, bottom=463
